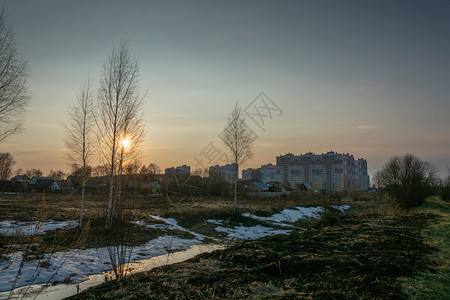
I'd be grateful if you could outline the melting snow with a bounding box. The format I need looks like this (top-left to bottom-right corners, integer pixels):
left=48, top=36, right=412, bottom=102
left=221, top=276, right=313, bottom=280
left=330, top=205, right=351, bottom=212
left=0, top=205, right=350, bottom=293
left=215, top=224, right=291, bottom=240
left=0, top=220, right=78, bottom=236
left=242, top=205, right=350, bottom=226
left=0, top=235, right=200, bottom=293
left=131, top=216, right=205, bottom=241
left=242, top=206, right=324, bottom=226
left=206, top=219, right=223, bottom=225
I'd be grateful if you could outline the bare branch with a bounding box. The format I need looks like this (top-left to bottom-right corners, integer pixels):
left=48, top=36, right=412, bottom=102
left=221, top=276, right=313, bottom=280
left=0, top=11, right=30, bottom=143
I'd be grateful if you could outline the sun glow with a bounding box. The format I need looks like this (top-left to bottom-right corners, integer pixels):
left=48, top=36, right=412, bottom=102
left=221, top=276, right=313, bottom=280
left=121, top=138, right=130, bottom=149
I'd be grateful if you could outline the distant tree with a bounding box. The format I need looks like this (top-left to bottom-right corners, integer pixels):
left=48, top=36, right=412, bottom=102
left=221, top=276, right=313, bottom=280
left=96, top=41, right=145, bottom=231
left=140, top=163, right=161, bottom=181
left=374, top=154, right=438, bottom=208
left=124, top=160, right=141, bottom=192
left=221, top=103, right=256, bottom=213
left=0, top=152, right=16, bottom=179
left=92, top=164, right=109, bottom=177
left=71, top=164, right=93, bottom=178
left=125, top=160, right=141, bottom=176
left=14, top=168, right=23, bottom=176
left=48, top=169, right=66, bottom=181
left=439, top=168, right=450, bottom=201
left=0, top=10, right=30, bottom=143
left=26, top=168, right=42, bottom=178
left=64, top=78, right=95, bottom=227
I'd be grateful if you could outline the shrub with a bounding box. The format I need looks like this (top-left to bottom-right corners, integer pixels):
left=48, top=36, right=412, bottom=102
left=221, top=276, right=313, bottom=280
left=374, top=154, right=438, bottom=208
left=439, top=176, right=450, bottom=201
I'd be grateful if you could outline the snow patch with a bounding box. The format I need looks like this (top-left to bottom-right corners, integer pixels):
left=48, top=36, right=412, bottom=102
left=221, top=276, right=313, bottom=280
left=330, top=205, right=351, bottom=212
left=0, top=235, right=200, bottom=293
left=215, top=224, right=291, bottom=240
left=206, top=219, right=223, bottom=225
left=242, top=206, right=325, bottom=225
left=0, top=220, right=78, bottom=236
left=131, top=216, right=205, bottom=241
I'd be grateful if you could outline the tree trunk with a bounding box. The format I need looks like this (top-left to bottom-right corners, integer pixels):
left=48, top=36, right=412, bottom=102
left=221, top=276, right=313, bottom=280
left=234, top=163, right=238, bottom=214
left=80, top=179, right=85, bottom=228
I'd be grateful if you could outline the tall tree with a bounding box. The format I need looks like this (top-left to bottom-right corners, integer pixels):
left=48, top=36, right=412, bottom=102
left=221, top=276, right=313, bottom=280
left=97, top=41, right=145, bottom=229
left=221, top=103, right=256, bottom=213
left=0, top=152, right=15, bottom=180
left=0, top=10, right=30, bottom=143
left=64, top=79, right=95, bottom=227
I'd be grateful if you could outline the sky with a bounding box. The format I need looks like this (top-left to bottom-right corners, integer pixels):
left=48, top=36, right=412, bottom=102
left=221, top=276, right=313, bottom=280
left=0, top=0, right=449, bottom=180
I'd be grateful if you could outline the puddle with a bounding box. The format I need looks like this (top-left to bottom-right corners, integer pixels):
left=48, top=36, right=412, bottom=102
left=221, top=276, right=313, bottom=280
left=0, top=243, right=225, bottom=300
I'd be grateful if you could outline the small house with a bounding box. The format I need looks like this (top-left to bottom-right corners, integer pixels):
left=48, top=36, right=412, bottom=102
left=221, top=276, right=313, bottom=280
left=30, top=177, right=55, bottom=192
left=299, top=183, right=313, bottom=191
left=51, top=180, right=74, bottom=193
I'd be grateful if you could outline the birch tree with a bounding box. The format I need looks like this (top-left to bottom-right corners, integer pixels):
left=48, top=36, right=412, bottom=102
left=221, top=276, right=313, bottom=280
left=64, top=79, right=95, bottom=227
left=221, top=103, right=256, bottom=214
left=97, top=41, right=145, bottom=229
left=0, top=10, right=30, bottom=143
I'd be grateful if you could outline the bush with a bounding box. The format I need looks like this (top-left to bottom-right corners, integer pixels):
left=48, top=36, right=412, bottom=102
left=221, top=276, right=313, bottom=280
left=439, top=177, right=450, bottom=201
left=374, top=154, right=438, bottom=208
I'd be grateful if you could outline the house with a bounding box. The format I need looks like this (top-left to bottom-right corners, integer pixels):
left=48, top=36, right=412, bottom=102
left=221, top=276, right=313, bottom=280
left=11, top=174, right=30, bottom=183
left=51, top=180, right=74, bottom=193
left=252, top=182, right=270, bottom=192
left=245, top=181, right=290, bottom=198
left=149, top=182, right=160, bottom=194
left=30, top=177, right=55, bottom=192
left=5, top=175, right=30, bottom=192
left=299, top=183, right=313, bottom=191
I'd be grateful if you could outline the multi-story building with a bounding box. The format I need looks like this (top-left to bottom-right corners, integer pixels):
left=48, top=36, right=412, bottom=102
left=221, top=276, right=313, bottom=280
left=165, top=165, right=190, bottom=176
left=276, top=151, right=369, bottom=191
left=260, top=164, right=284, bottom=183
left=242, top=168, right=262, bottom=181
left=209, top=163, right=237, bottom=183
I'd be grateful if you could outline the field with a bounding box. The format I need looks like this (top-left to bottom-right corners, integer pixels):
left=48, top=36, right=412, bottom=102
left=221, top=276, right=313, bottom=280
left=0, top=192, right=449, bottom=299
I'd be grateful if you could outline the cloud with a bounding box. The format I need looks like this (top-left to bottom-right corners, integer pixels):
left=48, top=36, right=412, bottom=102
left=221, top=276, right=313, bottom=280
left=357, top=125, right=378, bottom=130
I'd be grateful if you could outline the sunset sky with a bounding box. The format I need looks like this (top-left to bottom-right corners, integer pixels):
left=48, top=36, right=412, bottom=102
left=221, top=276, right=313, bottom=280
left=0, top=0, right=449, bottom=179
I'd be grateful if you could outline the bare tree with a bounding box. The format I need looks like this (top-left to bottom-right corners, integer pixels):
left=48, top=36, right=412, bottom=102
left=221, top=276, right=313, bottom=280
left=96, top=41, right=145, bottom=229
left=124, top=160, right=141, bottom=176
left=47, top=169, right=67, bottom=180
left=374, top=154, right=438, bottom=208
left=92, top=164, right=109, bottom=177
left=221, top=103, right=256, bottom=213
left=140, top=162, right=161, bottom=181
left=64, top=78, right=95, bottom=227
left=0, top=152, right=15, bottom=179
left=0, top=10, right=30, bottom=143
left=26, top=168, right=42, bottom=178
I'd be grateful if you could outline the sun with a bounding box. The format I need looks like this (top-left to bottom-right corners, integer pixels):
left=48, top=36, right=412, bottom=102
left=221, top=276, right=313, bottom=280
left=121, top=138, right=130, bottom=149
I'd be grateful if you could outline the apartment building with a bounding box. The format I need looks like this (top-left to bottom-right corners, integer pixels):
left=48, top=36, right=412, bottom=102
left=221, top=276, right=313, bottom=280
left=209, top=163, right=237, bottom=183
left=165, top=165, right=191, bottom=176
left=243, top=151, right=369, bottom=191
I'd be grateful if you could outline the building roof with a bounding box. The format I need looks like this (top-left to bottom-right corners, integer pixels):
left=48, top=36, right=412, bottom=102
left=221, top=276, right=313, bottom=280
left=11, top=174, right=30, bottom=181
left=253, top=182, right=270, bottom=191
left=54, top=180, right=74, bottom=188
left=31, top=176, right=54, bottom=182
